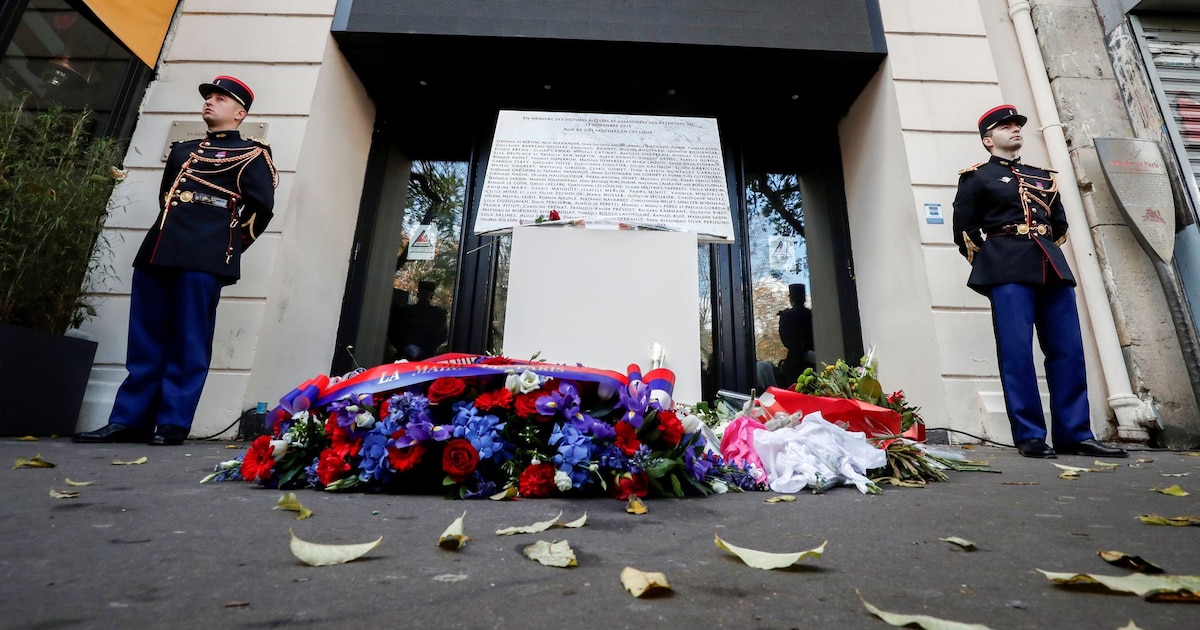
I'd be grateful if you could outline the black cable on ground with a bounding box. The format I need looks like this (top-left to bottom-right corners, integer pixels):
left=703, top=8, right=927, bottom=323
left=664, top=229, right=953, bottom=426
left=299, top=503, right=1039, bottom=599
left=925, top=427, right=1190, bottom=452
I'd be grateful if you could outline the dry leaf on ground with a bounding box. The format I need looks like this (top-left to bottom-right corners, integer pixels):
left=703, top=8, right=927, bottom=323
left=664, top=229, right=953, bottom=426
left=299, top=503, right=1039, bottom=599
left=49, top=489, right=80, bottom=499
left=288, top=528, right=381, bottom=566
left=626, top=496, right=647, bottom=514
left=274, top=492, right=313, bottom=520
left=1151, top=484, right=1189, bottom=497
left=112, top=457, right=148, bottom=465
left=714, top=534, right=826, bottom=570
left=13, top=454, right=55, bottom=469
left=858, top=590, right=993, bottom=629
left=1038, top=569, right=1200, bottom=601
left=523, top=540, right=576, bottom=567
left=620, top=567, right=671, bottom=597
left=438, top=511, right=470, bottom=550
left=1137, top=514, right=1200, bottom=526
left=940, top=536, right=977, bottom=551
left=489, top=486, right=518, bottom=501
left=1098, top=550, right=1164, bottom=574
left=765, top=495, right=798, bottom=503
left=64, top=478, right=93, bottom=486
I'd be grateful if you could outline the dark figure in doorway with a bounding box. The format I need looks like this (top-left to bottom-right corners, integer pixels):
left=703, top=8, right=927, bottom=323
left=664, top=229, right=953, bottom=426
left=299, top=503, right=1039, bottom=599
left=396, top=281, right=447, bottom=361
left=777, top=283, right=815, bottom=387
left=385, top=288, right=410, bottom=361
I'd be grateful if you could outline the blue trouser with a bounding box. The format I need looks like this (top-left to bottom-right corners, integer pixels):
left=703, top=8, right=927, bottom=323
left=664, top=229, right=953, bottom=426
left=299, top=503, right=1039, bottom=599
left=989, top=283, right=1096, bottom=447
left=108, top=268, right=222, bottom=432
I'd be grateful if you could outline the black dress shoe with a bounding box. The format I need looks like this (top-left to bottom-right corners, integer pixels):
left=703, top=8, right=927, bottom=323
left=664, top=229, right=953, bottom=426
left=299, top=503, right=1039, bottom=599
left=1017, top=439, right=1057, bottom=459
left=150, top=425, right=188, bottom=446
left=1062, top=438, right=1128, bottom=458
left=72, top=423, right=152, bottom=443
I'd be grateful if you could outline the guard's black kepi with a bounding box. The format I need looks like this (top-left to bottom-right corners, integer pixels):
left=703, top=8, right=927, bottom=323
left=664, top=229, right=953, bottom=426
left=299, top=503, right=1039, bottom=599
left=977, top=104, right=1027, bottom=137
left=198, top=75, right=254, bottom=110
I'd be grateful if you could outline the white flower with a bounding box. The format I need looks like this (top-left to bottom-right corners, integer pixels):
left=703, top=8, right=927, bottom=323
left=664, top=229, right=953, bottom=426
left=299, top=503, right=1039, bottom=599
left=710, top=479, right=729, bottom=494
left=269, top=440, right=289, bottom=460
left=679, top=412, right=703, bottom=434
left=354, top=409, right=376, bottom=430
left=554, top=470, right=573, bottom=492
left=506, top=369, right=542, bottom=394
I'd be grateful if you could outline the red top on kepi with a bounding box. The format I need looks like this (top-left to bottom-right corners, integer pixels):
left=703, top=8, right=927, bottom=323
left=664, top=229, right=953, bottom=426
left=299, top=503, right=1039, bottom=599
left=977, top=104, right=1027, bottom=137
left=198, top=75, right=254, bottom=110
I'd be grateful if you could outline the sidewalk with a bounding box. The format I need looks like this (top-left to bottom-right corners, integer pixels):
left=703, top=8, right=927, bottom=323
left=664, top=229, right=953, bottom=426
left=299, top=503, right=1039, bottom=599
left=2, top=437, right=1198, bottom=629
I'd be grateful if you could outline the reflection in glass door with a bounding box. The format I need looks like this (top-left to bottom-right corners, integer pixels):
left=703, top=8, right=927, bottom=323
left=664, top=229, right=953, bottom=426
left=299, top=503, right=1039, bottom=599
left=746, top=171, right=810, bottom=392
left=383, top=160, right=467, bottom=362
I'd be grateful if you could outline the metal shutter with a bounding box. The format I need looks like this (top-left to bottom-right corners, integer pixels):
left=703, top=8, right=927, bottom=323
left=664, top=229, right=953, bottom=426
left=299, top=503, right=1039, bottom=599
left=1141, top=17, right=1200, bottom=201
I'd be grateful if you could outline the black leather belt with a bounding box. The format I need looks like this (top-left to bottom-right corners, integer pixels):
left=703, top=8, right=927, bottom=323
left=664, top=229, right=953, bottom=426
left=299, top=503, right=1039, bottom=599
left=987, top=222, right=1051, bottom=239
left=172, top=190, right=230, bottom=209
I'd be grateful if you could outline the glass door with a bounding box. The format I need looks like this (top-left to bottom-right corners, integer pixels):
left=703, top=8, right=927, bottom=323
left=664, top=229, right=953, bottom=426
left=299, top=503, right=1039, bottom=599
left=745, top=171, right=810, bottom=392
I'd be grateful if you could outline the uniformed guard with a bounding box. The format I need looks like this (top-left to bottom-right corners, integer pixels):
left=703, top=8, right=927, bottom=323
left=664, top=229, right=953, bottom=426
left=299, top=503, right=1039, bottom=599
left=952, top=104, right=1125, bottom=459
left=75, top=75, right=278, bottom=446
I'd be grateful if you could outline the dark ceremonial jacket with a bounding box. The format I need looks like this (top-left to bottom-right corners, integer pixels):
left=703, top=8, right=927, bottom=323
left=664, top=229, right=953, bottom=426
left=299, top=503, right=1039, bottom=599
left=952, top=154, right=1075, bottom=296
left=134, top=129, right=277, bottom=285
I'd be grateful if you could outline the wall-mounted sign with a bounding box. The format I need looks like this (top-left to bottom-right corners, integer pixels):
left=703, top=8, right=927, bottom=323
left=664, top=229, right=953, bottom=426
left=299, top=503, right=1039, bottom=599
left=407, top=224, right=436, bottom=261
left=476, top=110, right=735, bottom=242
left=1095, top=137, right=1176, bottom=264
left=924, top=202, right=944, bottom=224
left=162, top=121, right=269, bottom=161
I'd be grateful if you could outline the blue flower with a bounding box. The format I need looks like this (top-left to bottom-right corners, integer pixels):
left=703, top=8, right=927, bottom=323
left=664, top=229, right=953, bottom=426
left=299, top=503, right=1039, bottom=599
left=550, top=422, right=596, bottom=487
left=358, top=416, right=399, bottom=484
left=450, top=401, right=510, bottom=463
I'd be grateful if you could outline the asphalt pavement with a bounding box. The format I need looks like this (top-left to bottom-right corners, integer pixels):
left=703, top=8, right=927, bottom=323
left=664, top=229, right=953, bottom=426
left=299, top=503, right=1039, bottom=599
left=2, top=437, right=1199, bottom=630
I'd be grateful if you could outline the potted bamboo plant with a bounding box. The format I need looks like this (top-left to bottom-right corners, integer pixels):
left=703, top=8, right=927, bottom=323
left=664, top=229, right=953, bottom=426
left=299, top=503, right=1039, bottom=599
left=0, top=94, right=127, bottom=436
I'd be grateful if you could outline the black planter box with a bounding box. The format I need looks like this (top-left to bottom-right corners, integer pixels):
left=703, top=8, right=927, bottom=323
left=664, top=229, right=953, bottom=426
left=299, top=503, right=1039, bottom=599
left=0, top=323, right=98, bottom=437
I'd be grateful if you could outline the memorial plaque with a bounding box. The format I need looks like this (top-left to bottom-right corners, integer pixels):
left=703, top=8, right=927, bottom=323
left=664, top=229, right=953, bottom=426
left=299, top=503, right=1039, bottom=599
left=1095, top=137, right=1176, bottom=263
left=161, top=121, right=268, bottom=161
left=475, top=110, right=735, bottom=242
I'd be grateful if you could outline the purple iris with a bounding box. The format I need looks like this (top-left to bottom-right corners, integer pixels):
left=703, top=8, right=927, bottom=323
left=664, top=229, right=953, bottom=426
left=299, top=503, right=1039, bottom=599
left=617, top=380, right=651, bottom=429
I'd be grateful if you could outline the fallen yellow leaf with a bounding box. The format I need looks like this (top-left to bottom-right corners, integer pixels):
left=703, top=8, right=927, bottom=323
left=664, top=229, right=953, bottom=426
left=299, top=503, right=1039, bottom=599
left=626, top=496, right=647, bottom=515
left=620, top=566, right=671, bottom=597
left=523, top=540, right=576, bottom=567
left=112, top=456, right=148, bottom=465
left=1151, top=484, right=1189, bottom=497
left=489, top=486, right=518, bottom=501
left=274, top=492, right=313, bottom=520
left=858, top=590, right=993, bottom=629
left=13, top=454, right=55, bottom=469
left=64, top=478, right=94, bottom=486
left=1137, top=514, right=1200, bottom=526
left=288, top=528, right=381, bottom=566
left=16, top=436, right=37, bottom=441
left=1037, top=569, right=1200, bottom=601
left=438, top=511, right=470, bottom=550
left=940, top=536, right=977, bottom=551
left=765, top=495, right=798, bottom=503
left=714, top=534, right=826, bottom=570
left=1098, top=550, right=1164, bottom=574
left=496, top=511, right=563, bottom=536
left=1091, top=460, right=1120, bottom=469
left=49, top=489, right=80, bottom=499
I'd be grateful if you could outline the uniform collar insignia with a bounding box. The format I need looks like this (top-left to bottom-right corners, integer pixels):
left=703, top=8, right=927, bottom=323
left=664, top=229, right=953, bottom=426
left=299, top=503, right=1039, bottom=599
left=1000, top=176, right=1012, bottom=183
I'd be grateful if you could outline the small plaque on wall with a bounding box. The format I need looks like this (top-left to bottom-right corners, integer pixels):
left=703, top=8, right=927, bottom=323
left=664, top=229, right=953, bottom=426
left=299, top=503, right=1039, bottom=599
left=161, top=121, right=268, bottom=161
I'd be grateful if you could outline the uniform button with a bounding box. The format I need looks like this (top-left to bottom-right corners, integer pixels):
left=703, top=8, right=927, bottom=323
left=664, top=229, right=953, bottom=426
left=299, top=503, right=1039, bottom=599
left=201, top=141, right=209, bottom=146
left=197, top=150, right=204, bottom=154
left=171, top=201, right=178, bottom=206
left=180, top=177, right=187, bottom=182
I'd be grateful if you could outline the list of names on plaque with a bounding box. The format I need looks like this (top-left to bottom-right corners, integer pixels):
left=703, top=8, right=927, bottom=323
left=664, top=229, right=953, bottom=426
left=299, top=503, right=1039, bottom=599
left=475, top=111, right=735, bottom=241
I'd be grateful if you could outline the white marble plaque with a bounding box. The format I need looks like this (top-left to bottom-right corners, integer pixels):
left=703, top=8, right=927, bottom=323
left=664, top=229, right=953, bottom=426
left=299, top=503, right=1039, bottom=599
left=475, top=110, right=734, bottom=242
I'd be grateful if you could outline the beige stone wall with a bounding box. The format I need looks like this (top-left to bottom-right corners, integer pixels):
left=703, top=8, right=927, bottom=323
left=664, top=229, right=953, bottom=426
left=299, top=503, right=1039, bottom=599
left=841, top=0, right=1113, bottom=443
left=79, top=0, right=375, bottom=437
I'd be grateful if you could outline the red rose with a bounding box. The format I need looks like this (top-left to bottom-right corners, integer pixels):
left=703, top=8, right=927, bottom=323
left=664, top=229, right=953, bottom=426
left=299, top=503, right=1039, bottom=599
left=427, top=377, right=467, bottom=404
left=610, top=471, right=649, bottom=500
left=316, top=448, right=352, bottom=487
left=615, top=421, right=642, bottom=456
left=328, top=422, right=361, bottom=459
left=518, top=463, right=557, bottom=498
left=479, top=356, right=515, bottom=365
left=548, top=210, right=561, bottom=221
left=474, top=388, right=514, bottom=413
left=240, top=435, right=275, bottom=482
left=657, top=410, right=684, bottom=447
left=386, top=429, right=429, bottom=475
left=514, top=392, right=542, bottom=419
left=441, top=438, right=480, bottom=481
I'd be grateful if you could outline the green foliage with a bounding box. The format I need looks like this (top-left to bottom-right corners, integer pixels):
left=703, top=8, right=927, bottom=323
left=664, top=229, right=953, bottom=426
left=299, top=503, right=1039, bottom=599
left=0, top=95, right=126, bottom=333
left=792, top=355, right=925, bottom=432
